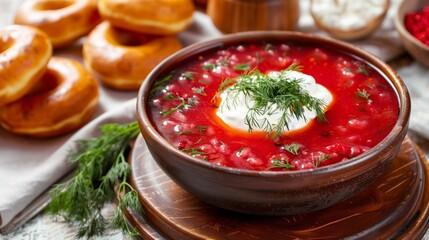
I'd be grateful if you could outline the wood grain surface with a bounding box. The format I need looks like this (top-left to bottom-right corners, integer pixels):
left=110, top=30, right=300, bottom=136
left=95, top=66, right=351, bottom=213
left=126, top=135, right=429, bottom=240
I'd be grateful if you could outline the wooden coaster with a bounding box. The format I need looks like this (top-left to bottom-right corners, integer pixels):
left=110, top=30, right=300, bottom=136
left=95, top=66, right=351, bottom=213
left=125, top=135, right=429, bottom=239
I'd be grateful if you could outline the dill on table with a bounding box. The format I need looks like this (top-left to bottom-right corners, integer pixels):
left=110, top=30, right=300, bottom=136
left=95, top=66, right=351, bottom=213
left=217, top=63, right=327, bottom=139
left=45, top=121, right=142, bottom=239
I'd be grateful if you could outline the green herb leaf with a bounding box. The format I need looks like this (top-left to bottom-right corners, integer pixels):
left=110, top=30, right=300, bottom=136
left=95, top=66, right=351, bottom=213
left=282, top=143, right=301, bottom=155
left=233, top=62, right=252, bottom=71
left=151, top=72, right=173, bottom=95
left=192, top=86, right=207, bottom=96
left=356, top=88, right=372, bottom=103
left=45, top=122, right=142, bottom=239
left=179, top=126, right=207, bottom=135
left=269, top=159, right=295, bottom=170
left=181, top=147, right=206, bottom=157
left=219, top=57, right=230, bottom=66
left=314, top=154, right=330, bottom=168
left=203, top=63, right=217, bottom=70
left=182, top=71, right=196, bottom=80
left=357, top=66, right=369, bottom=76
left=162, top=96, right=198, bottom=116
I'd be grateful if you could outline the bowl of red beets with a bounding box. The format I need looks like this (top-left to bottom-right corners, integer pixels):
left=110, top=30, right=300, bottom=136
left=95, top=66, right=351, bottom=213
left=394, top=0, right=429, bottom=67
left=137, top=31, right=411, bottom=216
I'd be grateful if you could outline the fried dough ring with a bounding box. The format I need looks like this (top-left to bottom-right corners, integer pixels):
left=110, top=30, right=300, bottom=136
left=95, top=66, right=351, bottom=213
left=0, top=25, right=52, bottom=106
left=14, top=0, right=101, bottom=48
left=98, top=0, right=195, bottom=35
left=0, top=57, right=99, bottom=138
left=83, top=21, right=182, bottom=90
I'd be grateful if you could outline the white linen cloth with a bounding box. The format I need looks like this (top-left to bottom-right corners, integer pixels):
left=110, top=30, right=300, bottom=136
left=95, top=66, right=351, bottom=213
left=1, top=0, right=424, bottom=231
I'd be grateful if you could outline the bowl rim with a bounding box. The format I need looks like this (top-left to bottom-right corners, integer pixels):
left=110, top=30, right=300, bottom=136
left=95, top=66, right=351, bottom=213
left=394, top=0, right=429, bottom=51
left=137, top=31, right=410, bottom=179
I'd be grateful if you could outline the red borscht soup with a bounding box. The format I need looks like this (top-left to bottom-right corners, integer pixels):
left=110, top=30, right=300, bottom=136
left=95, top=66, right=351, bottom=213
left=147, top=42, right=399, bottom=171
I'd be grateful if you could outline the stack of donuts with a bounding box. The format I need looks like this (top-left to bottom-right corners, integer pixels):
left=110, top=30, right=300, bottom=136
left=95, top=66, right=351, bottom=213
left=0, top=0, right=195, bottom=138
left=0, top=25, right=100, bottom=138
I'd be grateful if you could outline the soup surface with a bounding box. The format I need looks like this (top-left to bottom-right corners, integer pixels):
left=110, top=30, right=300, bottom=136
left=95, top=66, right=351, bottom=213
left=148, top=42, right=399, bottom=171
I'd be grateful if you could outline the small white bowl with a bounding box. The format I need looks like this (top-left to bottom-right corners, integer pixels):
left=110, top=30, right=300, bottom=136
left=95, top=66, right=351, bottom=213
left=310, top=0, right=390, bottom=40
left=394, top=0, right=429, bottom=67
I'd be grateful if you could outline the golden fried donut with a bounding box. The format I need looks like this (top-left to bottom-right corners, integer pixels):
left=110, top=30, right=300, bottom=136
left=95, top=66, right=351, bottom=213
left=14, top=0, right=101, bottom=48
left=83, top=21, right=182, bottom=90
left=0, top=25, right=52, bottom=107
left=0, top=57, right=99, bottom=138
left=98, top=0, right=195, bottom=35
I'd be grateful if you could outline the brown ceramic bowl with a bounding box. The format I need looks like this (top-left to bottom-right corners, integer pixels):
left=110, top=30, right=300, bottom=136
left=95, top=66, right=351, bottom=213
left=394, top=0, right=429, bottom=67
left=137, top=31, right=411, bottom=216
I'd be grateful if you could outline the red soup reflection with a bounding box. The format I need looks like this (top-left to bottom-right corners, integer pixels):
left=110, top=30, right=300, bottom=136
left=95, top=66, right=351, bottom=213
left=147, top=42, right=399, bottom=171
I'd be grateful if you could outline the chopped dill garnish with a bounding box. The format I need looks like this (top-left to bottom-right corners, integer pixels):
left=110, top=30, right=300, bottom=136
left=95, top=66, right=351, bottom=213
left=233, top=62, right=252, bottom=71
left=217, top=63, right=327, bottom=139
left=179, top=126, right=207, bottom=135
left=181, top=147, right=206, bottom=157
left=203, top=63, right=217, bottom=70
left=342, top=68, right=353, bottom=74
left=162, top=97, right=198, bottom=116
left=164, top=92, right=179, bottom=100
left=151, top=72, right=173, bottom=95
left=197, top=125, right=208, bottom=134
left=357, top=66, right=369, bottom=76
left=356, top=88, right=372, bottom=103
left=192, top=86, right=207, bottom=96
left=314, top=154, right=330, bottom=168
left=219, top=57, right=230, bottom=66
left=182, top=71, right=196, bottom=80
left=282, top=143, right=301, bottom=155
left=269, top=159, right=295, bottom=170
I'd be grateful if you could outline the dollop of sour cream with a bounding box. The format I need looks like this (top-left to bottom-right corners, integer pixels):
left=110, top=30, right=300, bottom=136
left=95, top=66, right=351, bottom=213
left=216, top=71, right=333, bottom=133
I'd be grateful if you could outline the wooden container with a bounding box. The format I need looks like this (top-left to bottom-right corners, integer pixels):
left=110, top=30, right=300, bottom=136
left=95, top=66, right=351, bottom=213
left=207, top=0, right=300, bottom=33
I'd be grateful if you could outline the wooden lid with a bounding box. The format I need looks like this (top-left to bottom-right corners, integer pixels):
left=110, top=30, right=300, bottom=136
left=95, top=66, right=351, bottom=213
left=125, top=135, right=429, bottom=239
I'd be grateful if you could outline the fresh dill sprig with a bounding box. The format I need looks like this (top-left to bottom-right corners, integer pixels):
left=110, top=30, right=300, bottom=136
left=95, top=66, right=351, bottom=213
left=282, top=143, right=301, bottom=155
left=233, top=62, right=252, bottom=71
left=151, top=72, right=173, bottom=95
left=356, top=88, right=372, bottom=103
left=269, top=159, right=295, bottom=170
left=45, top=121, right=142, bottom=239
left=218, top=63, right=327, bottom=138
left=182, top=71, right=196, bottom=80
left=192, top=86, right=207, bottom=96
left=203, top=63, right=217, bottom=70
left=314, top=154, right=330, bottom=168
left=162, top=96, right=198, bottom=116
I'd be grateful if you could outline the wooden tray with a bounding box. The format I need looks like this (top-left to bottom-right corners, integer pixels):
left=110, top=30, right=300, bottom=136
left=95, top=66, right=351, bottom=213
left=125, top=135, right=429, bottom=239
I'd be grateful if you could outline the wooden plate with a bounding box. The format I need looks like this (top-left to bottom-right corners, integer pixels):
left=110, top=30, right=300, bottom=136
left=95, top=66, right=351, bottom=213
left=125, top=135, right=429, bottom=239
